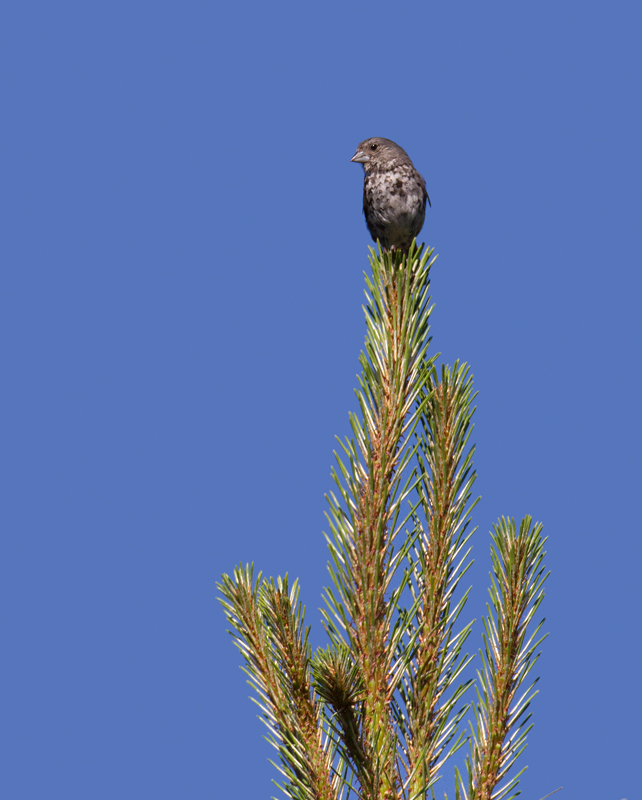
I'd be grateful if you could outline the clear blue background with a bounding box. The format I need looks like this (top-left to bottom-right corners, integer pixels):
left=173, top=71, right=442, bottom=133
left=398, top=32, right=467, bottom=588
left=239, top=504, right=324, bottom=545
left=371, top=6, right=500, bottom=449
left=1, top=1, right=640, bottom=798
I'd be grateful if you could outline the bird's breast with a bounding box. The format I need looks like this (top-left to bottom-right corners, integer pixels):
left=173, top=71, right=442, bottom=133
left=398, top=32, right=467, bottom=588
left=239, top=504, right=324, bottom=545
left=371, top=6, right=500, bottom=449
left=365, top=169, right=425, bottom=222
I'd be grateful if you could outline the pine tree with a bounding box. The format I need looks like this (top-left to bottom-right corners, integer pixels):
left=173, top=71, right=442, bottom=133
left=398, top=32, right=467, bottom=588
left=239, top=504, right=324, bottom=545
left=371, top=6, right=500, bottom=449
left=219, top=243, right=548, bottom=800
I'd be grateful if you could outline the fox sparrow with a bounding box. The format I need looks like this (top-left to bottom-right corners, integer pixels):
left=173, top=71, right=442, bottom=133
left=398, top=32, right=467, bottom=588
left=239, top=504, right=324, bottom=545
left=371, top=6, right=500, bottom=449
left=351, top=137, right=430, bottom=251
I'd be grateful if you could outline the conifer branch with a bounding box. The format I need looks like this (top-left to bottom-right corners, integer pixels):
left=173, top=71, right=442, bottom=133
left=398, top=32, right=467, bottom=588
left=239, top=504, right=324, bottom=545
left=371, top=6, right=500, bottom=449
left=400, top=362, right=478, bottom=798
left=322, top=243, right=436, bottom=800
left=219, top=566, right=340, bottom=800
left=457, top=517, right=549, bottom=800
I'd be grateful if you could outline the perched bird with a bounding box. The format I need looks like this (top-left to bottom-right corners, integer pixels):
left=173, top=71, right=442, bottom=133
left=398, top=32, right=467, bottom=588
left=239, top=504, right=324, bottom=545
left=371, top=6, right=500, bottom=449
left=351, top=137, right=430, bottom=251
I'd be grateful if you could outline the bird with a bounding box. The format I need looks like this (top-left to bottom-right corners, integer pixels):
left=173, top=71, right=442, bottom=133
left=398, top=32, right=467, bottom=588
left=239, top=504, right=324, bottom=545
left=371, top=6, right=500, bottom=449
left=351, top=137, right=430, bottom=252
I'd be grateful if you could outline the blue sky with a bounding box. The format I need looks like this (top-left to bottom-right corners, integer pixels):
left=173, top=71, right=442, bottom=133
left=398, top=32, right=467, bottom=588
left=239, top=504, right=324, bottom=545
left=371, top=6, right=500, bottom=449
left=1, top=1, right=640, bottom=798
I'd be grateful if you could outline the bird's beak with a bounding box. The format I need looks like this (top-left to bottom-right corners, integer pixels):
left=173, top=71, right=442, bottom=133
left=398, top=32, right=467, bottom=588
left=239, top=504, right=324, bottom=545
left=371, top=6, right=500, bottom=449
left=351, top=150, right=370, bottom=163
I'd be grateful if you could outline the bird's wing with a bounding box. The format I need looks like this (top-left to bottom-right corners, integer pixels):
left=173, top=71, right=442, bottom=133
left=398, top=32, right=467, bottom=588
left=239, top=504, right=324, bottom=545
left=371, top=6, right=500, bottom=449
left=423, top=177, right=431, bottom=208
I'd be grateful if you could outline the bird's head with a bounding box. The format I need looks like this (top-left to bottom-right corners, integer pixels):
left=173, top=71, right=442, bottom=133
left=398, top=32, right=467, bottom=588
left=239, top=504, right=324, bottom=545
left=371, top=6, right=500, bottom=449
left=350, top=137, right=411, bottom=171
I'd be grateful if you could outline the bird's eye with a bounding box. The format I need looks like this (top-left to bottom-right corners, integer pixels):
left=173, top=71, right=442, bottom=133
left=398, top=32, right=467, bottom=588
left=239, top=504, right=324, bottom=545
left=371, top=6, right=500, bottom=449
left=370, top=143, right=378, bottom=150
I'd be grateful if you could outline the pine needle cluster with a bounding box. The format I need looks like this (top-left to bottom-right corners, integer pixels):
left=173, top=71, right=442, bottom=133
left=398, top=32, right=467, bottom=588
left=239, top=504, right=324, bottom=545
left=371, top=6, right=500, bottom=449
left=219, top=243, right=548, bottom=800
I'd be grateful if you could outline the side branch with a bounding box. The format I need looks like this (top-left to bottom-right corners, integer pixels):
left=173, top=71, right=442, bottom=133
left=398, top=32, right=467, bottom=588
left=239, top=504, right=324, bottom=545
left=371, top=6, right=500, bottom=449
left=401, top=362, right=477, bottom=798
left=458, top=517, right=549, bottom=800
left=219, top=566, right=339, bottom=800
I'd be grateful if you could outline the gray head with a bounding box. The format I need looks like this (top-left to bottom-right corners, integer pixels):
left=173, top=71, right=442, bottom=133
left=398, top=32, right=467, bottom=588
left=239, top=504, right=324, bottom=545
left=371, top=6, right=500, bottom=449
left=350, top=137, right=414, bottom=171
